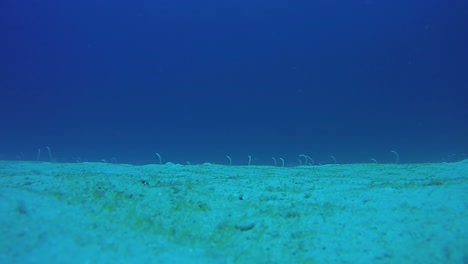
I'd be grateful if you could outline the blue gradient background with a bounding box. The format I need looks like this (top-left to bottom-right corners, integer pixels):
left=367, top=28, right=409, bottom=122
left=1, top=0, right=467, bottom=165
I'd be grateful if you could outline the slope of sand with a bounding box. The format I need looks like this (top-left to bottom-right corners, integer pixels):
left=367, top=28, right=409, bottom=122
left=0, top=160, right=467, bottom=263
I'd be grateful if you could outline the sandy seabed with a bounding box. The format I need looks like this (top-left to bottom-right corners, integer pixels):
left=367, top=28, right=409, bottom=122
left=0, top=160, right=467, bottom=263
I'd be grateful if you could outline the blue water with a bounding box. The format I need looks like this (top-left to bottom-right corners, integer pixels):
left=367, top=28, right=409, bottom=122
left=1, top=0, right=467, bottom=165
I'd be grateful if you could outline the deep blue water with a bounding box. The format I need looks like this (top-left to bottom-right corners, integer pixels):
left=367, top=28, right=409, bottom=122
left=1, top=0, right=467, bottom=165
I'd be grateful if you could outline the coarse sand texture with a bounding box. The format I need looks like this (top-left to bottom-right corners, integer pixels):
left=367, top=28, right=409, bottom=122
left=1, top=160, right=467, bottom=263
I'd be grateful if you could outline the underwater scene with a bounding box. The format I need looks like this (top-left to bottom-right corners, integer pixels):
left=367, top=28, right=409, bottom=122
left=1, top=0, right=467, bottom=263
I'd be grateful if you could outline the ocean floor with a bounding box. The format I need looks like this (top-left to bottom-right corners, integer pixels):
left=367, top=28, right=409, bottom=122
left=0, top=160, right=467, bottom=263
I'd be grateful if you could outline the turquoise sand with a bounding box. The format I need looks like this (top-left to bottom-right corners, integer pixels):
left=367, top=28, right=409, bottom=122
left=1, top=160, right=467, bottom=263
